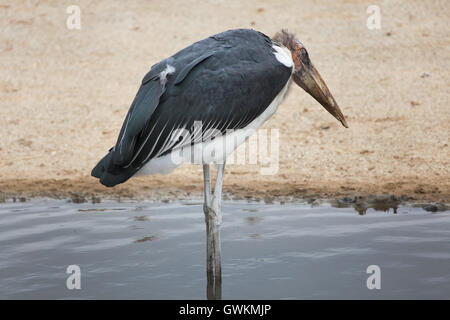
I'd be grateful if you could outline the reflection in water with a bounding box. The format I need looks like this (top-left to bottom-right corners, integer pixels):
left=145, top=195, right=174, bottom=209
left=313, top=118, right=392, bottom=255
left=330, top=196, right=402, bottom=215
left=0, top=198, right=449, bottom=299
left=134, top=235, right=157, bottom=243
left=204, top=208, right=222, bottom=300
left=330, top=196, right=447, bottom=215
left=206, top=257, right=221, bottom=300
left=205, top=219, right=222, bottom=300
left=245, top=216, right=263, bottom=224
left=133, top=216, right=149, bottom=222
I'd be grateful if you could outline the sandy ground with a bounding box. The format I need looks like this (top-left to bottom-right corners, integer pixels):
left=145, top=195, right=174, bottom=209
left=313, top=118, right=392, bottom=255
left=0, top=0, right=449, bottom=203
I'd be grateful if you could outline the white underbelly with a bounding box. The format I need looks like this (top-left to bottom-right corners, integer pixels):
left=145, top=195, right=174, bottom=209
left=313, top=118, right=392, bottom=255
left=136, top=80, right=290, bottom=176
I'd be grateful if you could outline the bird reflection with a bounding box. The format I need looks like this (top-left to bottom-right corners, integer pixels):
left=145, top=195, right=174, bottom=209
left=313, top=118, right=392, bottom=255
left=206, top=258, right=222, bottom=300
left=205, top=220, right=222, bottom=300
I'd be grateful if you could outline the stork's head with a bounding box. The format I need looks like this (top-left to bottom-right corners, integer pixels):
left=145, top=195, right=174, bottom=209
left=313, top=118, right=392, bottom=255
left=273, top=30, right=348, bottom=128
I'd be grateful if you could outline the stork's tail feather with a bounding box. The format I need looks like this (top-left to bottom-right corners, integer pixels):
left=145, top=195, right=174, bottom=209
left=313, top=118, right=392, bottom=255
left=91, top=149, right=136, bottom=187
left=91, top=153, right=109, bottom=179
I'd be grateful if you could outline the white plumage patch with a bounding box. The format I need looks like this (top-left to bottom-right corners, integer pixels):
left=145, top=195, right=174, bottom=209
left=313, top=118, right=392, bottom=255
left=159, top=64, right=175, bottom=84
left=272, top=45, right=293, bottom=68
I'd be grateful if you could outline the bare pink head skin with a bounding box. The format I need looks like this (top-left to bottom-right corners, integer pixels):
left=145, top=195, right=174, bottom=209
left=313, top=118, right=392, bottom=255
left=273, top=30, right=348, bottom=128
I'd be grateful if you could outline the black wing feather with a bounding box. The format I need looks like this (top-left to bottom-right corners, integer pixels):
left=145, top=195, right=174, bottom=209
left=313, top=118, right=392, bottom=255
left=174, top=51, right=215, bottom=85
left=110, top=78, right=165, bottom=166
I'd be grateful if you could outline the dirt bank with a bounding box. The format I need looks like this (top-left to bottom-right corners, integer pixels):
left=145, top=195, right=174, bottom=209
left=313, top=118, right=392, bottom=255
left=0, top=1, right=449, bottom=203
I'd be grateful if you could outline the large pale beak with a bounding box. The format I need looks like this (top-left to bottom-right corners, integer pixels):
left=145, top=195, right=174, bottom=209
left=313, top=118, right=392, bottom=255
left=293, top=63, right=348, bottom=128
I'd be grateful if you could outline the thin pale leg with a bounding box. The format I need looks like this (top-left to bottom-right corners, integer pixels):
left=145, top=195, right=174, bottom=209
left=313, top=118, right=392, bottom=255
left=203, top=164, right=215, bottom=299
left=212, top=162, right=225, bottom=298
left=202, top=162, right=225, bottom=300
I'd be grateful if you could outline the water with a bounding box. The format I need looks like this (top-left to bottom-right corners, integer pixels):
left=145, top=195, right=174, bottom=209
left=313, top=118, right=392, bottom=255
left=0, top=198, right=449, bottom=299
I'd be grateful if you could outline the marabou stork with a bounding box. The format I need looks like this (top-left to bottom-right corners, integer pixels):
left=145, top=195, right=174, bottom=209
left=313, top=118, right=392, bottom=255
left=92, top=29, right=348, bottom=298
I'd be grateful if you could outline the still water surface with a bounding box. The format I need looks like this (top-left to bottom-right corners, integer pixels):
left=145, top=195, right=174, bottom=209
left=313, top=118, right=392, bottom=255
left=0, top=199, right=449, bottom=299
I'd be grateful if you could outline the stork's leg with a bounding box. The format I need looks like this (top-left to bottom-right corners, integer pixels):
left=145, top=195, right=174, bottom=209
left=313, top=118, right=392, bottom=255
left=202, top=162, right=225, bottom=300
left=211, top=162, right=225, bottom=298
left=202, top=164, right=215, bottom=299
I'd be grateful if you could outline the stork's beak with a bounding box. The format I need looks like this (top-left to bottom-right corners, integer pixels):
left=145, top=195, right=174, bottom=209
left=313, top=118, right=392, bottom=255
left=293, top=63, right=348, bottom=128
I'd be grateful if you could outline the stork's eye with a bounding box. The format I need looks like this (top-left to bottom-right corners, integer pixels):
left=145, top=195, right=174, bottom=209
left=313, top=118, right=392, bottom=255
left=300, top=48, right=308, bottom=58
left=299, top=48, right=310, bottom=64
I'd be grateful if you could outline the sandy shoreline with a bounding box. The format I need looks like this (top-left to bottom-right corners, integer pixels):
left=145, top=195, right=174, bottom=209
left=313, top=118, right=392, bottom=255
left=1, top=175, right=448, bottom=205
left=0, top=1, right=449, bottom=204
